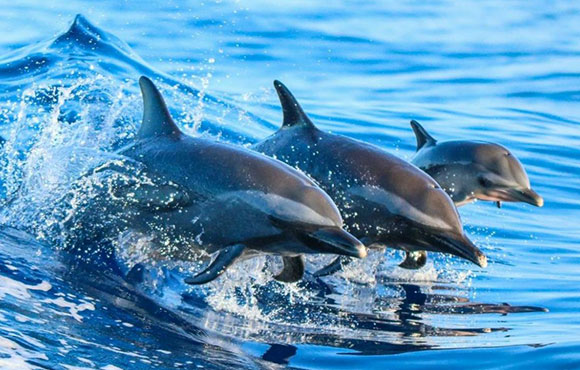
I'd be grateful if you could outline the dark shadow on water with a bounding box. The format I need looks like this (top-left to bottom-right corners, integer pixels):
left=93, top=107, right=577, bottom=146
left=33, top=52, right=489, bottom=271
left=262, top=343, right=298, bottom=365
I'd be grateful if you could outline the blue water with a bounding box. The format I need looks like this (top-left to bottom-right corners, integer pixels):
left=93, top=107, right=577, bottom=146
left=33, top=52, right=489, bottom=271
left=0, top=1, right=579, bottom=369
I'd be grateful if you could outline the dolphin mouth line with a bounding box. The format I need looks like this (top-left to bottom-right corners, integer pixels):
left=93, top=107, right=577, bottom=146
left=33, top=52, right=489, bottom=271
left=268, top=215, right=366, bottom=258
left=306, top=227, right=367, bottom=259
left=431, top=234, right=488, bottom=268
left=481, top=187, right=543, bottom=207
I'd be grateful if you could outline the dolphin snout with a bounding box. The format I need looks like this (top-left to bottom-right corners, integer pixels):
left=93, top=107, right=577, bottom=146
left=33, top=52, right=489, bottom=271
left=307, top=227, right=367, bottom=259
left=512, top=188, right=544, bottom=207
left=432, top=233, right=488, bottom=268
left=484, top=187, right=543, bottom=207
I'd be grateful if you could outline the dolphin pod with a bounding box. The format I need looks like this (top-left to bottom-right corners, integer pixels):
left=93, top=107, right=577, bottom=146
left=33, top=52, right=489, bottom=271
left=65, top=76, right=366, bottom=285
left=410, top=120, right=543, bottom=208
left=253, top=81, right=487, bottom=275
left=62, top=77, right=545, bottom=284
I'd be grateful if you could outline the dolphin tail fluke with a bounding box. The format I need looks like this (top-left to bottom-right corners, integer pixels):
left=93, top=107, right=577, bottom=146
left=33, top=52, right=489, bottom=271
left=313, top=256, right=351, bottom=277
left=184, top=244, right=245, bottom=285
left=398, top=250, right=428, bottom=269
left=138, top=76, right=182, bottom=139
left=410, top=120, right=437, bottom=150
left=273, top=80, right=316, bottom=130
left=274, top=256, right=305, bottom=283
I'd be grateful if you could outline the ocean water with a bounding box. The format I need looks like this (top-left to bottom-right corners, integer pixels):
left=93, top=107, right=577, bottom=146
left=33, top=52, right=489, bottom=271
left=0, top=1, right=579, bottom=369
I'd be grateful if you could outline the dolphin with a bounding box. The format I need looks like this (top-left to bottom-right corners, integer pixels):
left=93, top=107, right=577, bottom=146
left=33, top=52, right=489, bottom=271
left=410, top=120, right=543, bottom=208
left=64, top=76, right=366, bottom=285
left=252, top=81, right=487, bottom=275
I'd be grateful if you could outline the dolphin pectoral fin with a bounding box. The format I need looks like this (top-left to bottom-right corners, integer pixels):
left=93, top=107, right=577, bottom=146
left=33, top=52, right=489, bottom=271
left=496, top=201, right=502, bottom=208
left=398, top=250, right=427, bottom=270
left=274, top=256, right=305, bottom=283
left=313, top=256, right=352, bottom=277
left=184, top=244, right=245, bottom=285
left=410, top=120, right=437, bottom=151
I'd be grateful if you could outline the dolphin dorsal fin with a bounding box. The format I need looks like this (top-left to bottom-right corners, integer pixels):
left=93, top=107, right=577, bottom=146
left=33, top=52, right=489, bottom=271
left=138, top=76, right=181, bottom=139
left=273, top=80, right=316, bottom=129
left=410, top=120, right=437, bottom=150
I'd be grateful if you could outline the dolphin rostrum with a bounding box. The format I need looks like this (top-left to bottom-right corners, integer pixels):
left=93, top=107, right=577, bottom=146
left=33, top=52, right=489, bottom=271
left=64, top=76, right=366, bottom=285
left=252, top=81, right=487, bottom=275
left=410, top=120, right=543, bottom=208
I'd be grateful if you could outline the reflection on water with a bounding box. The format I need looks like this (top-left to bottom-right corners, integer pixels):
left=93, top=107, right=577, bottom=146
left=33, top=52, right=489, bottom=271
left=188, top=278, right=546, bottom=362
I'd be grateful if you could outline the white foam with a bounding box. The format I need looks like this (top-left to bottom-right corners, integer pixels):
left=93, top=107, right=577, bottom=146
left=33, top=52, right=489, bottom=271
left=0, top=276, right=52, bottom=300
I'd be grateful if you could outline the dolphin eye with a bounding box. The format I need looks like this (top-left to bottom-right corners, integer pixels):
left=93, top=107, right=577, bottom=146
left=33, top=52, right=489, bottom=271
left=478, top=177, right=492, bottom=187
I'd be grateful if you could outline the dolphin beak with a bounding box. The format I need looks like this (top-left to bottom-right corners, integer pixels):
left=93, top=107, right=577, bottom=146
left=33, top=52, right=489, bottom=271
left=431, top=233, right=488, bottom=268
left=509, top=188, right=544, bottom=207
left=307, top=227, right=367, bottom=259
left=483, top=187, right=544, bottom=207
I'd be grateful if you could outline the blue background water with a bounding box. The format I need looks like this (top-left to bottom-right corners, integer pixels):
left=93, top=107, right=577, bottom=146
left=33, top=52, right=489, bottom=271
left=0, top=1, right=579, bottom=369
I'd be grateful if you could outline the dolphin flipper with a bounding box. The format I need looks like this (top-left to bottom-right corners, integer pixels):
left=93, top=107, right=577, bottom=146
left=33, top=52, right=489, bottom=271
left=185, top=244, right=246, bottom=285
left=274, top=256, right=305, bottom=283
left=410, top=120, right=437, bottom=150
left=312, top=236, right=375, bottom=277
left=398, top=250, right=428, bottom=269
left=313, top=256, right=351, bottom=277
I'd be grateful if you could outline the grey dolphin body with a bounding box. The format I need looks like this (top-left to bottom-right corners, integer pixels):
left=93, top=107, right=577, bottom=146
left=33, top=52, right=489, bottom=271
left=65, top=76, right=366, bottom=285
left=410, top=120, right=543, bottom=208
left=252, top=81, right=487, bottom=275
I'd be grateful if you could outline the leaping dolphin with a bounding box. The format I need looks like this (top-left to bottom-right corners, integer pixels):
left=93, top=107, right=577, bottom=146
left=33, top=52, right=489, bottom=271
left=64, top=76, right=366, bottom=285
left=410, top=120, right=543, bottom=208
left=252, top=81, right=487, bottom=275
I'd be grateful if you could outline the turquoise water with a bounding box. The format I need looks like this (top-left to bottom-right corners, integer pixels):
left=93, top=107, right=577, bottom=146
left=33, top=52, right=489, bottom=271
left=0, top=2, right=579, bottom=368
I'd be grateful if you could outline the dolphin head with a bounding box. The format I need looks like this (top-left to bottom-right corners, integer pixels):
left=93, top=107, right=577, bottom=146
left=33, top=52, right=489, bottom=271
left=394, top=183, right=488, bottom=268
left=350, top=179, right=487, bottom=267
left=410, top=120, right=543, bottom=208
left=467, top=144, right=543, bottom=207
left=262, top=184, right=367, bottom=259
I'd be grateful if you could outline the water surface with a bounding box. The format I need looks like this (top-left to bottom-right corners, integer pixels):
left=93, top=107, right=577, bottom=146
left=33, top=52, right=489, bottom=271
left=0, top=2, right=579, bottom=369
